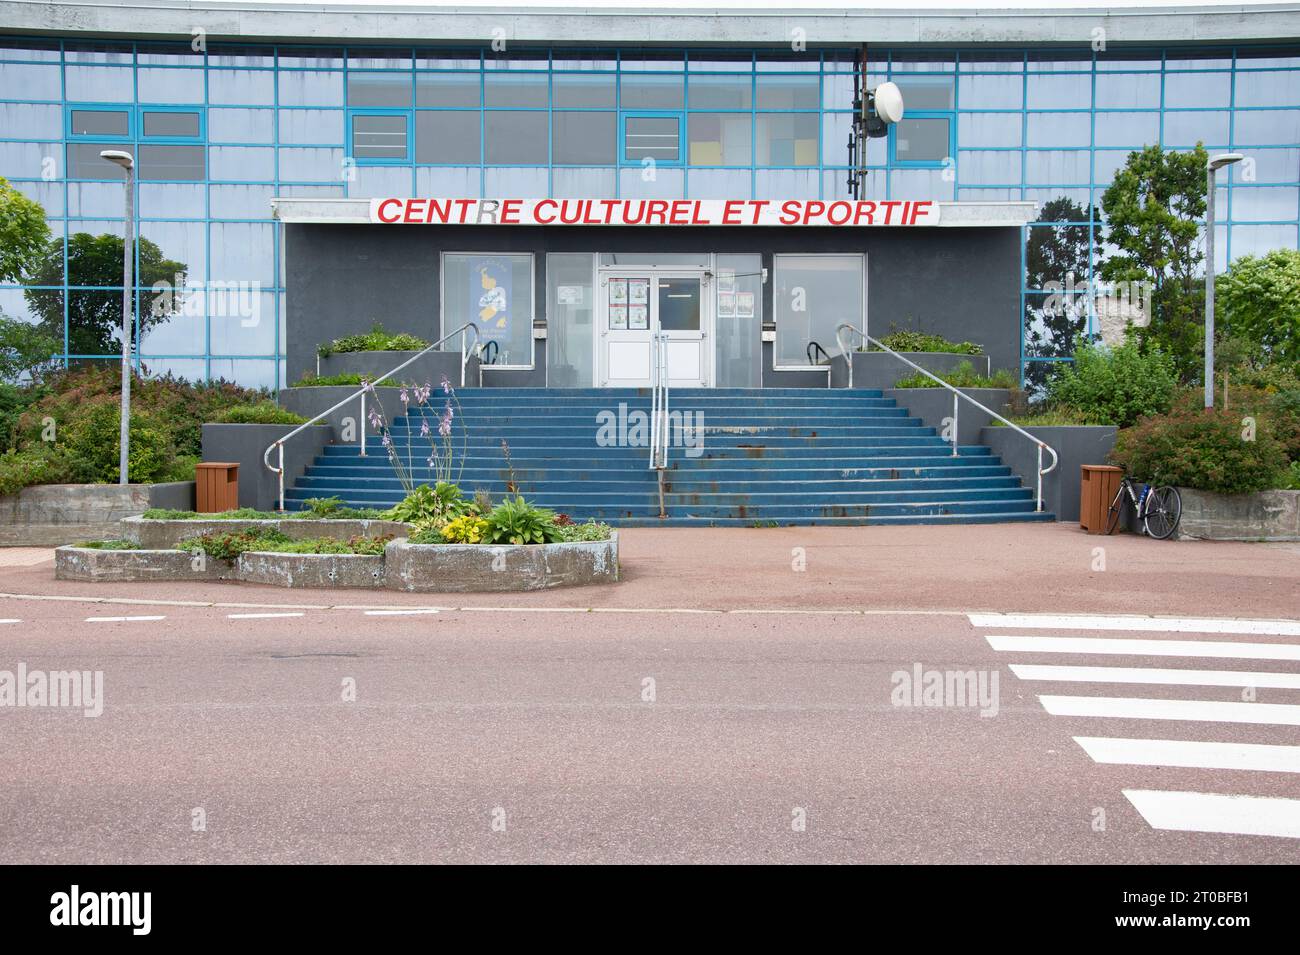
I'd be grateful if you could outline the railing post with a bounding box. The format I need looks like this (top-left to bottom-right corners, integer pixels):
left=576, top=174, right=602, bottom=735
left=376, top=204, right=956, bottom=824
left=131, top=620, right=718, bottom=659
left=1036, top=444, right=1044, bottom=512
left=460, top=327, right=467, bottom=388
left=277, top=442, right=285, bottom=512
left=951, top=391, right=959, bottom=457
left=359, top=390, right=367, bottom=457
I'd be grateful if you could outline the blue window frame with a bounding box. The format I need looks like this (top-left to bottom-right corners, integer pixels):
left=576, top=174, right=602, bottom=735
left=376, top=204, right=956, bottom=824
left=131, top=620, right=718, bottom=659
left=620, top=111, right=684, bottom=165
left=889, top=114, right=954, bottom=167
left=347, top=107, right=411, bottom=163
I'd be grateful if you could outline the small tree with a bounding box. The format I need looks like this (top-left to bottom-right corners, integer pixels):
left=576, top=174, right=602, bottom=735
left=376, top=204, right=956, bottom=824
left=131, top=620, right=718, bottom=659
left=1216, top=248, right=1300, bottom=372
left=1098, top=144, right=1209, bottom=383
left=0, top=177, right=51, bottom=284
left=0, top=314, right=60, bottom=383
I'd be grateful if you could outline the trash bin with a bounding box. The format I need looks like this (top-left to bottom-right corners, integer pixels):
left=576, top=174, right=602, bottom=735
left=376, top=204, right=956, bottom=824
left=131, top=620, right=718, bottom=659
left=195, top=462, right=239, bottom=513
left=1080, top=464, right=1123, bottom=534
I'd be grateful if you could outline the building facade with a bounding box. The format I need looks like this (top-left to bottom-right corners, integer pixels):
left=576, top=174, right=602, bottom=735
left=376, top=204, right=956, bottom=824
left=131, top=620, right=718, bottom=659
left=1, top=1, right=1298, bottom=391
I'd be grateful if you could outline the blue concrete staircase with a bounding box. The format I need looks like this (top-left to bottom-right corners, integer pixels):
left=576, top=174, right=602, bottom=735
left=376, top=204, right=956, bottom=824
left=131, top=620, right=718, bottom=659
left=285, top=387, right=1055, bottom=525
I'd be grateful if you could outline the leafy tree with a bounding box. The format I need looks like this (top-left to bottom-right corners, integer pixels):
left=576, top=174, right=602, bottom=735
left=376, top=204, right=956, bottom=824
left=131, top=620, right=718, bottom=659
left=1216, top=248, right=1300, bottom=372
left=1097, top=144, right=1210, bottom=383
left=23, top=232, right=187, bottom=357
left=0, top=176, right=51, bottom=284
left=1024, top=197, right=1101, bottom=391
left=0, top=314, right=60, bottom=383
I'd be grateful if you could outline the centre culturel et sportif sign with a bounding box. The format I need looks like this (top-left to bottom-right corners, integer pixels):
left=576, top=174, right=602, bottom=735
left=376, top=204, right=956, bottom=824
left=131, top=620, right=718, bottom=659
left=369, top=197, right=941, bottom=227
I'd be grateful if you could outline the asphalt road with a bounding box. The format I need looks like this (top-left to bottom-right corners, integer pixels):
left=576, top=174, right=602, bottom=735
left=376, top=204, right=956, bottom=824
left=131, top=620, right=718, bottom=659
left=1, top=574, right=1297, bottom=863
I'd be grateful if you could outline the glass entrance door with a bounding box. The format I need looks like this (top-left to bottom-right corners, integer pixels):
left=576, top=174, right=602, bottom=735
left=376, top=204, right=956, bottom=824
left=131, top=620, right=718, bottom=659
left=598, top=271, right=711, bottom=387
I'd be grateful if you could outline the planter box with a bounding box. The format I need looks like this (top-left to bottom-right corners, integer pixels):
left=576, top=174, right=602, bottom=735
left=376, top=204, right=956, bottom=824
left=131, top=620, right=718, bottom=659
left=201, top=423, right=332, bottom=511
left=237, top=550, right=387, bottom=588
left=838, top=351, right=991, bottom=390
left=885, top=387, right=1011, bottom=447
left=55, top=545, right=230, bottom=582
left=385, top=534, right=619, bottom=592
left=0, top=481, right=194, bottom=547
left=317, top=349, right=478, bottom=389
left=979, top=425, right=1118, bottom=522
left=1175, top=488, right=1300, bottom=541
left=121, top=515, right=410, bottom=549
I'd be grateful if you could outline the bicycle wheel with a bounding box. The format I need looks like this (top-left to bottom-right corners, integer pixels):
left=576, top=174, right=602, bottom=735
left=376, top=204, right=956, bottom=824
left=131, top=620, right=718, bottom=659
left=1104, top=484, right=1127, bottom=535
left=1143, top=486, right=1182, bottom=540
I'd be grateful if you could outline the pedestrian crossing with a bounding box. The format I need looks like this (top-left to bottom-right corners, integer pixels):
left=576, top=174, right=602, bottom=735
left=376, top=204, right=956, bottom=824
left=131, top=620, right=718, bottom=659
left=971, top=612, right=1300, bottom=841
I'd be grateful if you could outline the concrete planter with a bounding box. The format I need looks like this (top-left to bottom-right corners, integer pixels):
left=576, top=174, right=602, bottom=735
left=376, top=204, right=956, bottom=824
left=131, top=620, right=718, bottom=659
left=385, top=534, right=619, bottom=592
left=121, top=515, right=410, bottom=549
left=885, top=387, right=1011, bottom=447
left=237, top=550, right=387, bottom=588
left=837, top=351, right=991, bottom=390
left=0, top=481, right=195, bottom=547
left=55, top=545, right=230, bottom=582
left=979, top=425, right=1118, bottom=522
left=201, top=423, right=333, bottom=511
left=316, top=349, right=477, bottom=389
left=1175, top=487, right=1300, bottom=541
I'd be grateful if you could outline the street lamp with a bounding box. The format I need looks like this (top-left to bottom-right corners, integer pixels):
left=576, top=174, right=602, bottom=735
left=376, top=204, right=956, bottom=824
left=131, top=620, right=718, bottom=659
left=1205, top=152, right=1243, bottom=410
left=100, top=149, right=134, bottom=483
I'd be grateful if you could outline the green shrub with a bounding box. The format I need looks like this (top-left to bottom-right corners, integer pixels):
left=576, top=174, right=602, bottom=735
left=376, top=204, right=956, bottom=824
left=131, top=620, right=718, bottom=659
left=213, top=402, right=307, bottom=425
left=74, top=539, right=139, bottom=550
left=1046, top=338, right=1177, bottom=427
left=143, top=507, right=278, bottom=520
left=1110, top=406, right=1288, bottom=494
left=873, top=330, right=983, bottom=355
left=292, top=372, right=398, bottom=388
left=61, top=403, right=176, bottom=484
left=483, top=495, right=563, bottom=544
left=893, top=361, right=1017, bottom=389
left=259, top=534, right=394, bottom=555
left=382, top=482, right=467, bottom=524
left=0, top=446, right=69, bottom=495
left=317, top=323, right=429, bottom=357
left=555, top=520, right=612, bottom=542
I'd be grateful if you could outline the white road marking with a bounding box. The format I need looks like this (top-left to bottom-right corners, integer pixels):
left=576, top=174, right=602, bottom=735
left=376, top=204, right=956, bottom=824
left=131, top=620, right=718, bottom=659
left=85, top=615, right=165, bottom=623
left=1123, top=789, right=1300, bottom=839
left=970, top=612, right=1300, bottom=636
left=1040, top=694, right=1300, bottom=726
left=363, top=609, right=440, bottom=616
left=1076, top=737, right=1300, bottom=774
left=1010, top=663, right=1300, bottom=689
left=228, top=612, right=306, bottom=620
left=987, top=635, right=1300, bottom=662
left=0, top=618, right=21, bottom=624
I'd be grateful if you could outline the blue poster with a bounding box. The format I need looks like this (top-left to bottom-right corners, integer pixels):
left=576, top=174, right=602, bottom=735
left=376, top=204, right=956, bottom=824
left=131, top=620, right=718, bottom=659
left=471, top=257, right=512, bottom=343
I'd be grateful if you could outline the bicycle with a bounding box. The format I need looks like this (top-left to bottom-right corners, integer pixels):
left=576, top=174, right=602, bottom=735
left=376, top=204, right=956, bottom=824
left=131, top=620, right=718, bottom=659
left=1105, top=475, right=1182, bottom=540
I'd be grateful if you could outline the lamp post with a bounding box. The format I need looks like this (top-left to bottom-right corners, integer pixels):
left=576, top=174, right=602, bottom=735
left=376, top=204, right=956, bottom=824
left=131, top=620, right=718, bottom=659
left=1205, top=152, right=1243, bottom=410
left=100, top=150, right=135, bottom=483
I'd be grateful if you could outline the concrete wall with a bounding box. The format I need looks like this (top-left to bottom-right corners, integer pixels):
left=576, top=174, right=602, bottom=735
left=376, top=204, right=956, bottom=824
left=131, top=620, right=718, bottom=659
left=1176, top=488, right=1300, bottom=541
left=317, top=350, right=478, bottom=390
left=201, top=423, right=332, bottom=511
left=886, top=387, right=1011, bottom=447
left=286, top=224, right=1022, bottom=388
left=0, top=482, right=194, bottom=546
left=980, top=425, right=1118, bottom=522
left=846, top=352, right=992, bottom=390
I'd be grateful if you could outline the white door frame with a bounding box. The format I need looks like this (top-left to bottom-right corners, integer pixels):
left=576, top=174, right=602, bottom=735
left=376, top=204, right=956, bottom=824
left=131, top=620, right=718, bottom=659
left=596, top=262, right=714, bottom=388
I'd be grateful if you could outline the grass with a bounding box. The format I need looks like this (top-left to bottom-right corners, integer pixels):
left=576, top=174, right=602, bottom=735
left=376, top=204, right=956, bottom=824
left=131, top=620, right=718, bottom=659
left=74, top=539, right=140, bottom=550
left=893, top=361, right=1017, bottom=390
left=178, top=528, right=394, bottom=560
left=991, top=409, right=1098, bottom=427
left=291, top=373, right=400, bottom=388
left=141, top=502, right=389, bottom=521
left=211, top=402, right=307, bottom=425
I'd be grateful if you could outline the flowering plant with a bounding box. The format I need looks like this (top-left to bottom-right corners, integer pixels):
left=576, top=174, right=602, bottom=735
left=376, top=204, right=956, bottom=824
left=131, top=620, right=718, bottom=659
left=364, top=374, right=465, bottom=495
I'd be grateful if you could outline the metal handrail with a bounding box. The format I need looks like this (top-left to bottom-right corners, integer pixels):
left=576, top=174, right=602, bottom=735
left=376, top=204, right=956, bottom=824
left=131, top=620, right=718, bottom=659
left=835, top=322, right=1059, bottom=512
left=648, top=332, right=670, bottom=518
left=264, top=321, right=482, bottom=511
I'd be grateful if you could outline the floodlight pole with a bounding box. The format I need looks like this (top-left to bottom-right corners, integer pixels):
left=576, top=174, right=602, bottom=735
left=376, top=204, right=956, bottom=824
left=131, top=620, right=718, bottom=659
left=101, top=150, right=135, bottom=483
left=1205, top=152, right=1243, bottom=411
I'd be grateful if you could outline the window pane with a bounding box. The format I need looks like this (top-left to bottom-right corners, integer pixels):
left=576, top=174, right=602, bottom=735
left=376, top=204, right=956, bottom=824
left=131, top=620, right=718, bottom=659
left=1164, top=70, right=1232, bottom=108
left=1027, top=112, right=1090, bottom=146
left=1163, top=110, right=1230, bottom=148
left=484, top=111, right=548, bottom=163
left=553, top=112, right=616, bottom=164
left=1026, top=73, right=1090, bottom=109
left=347, top=72, right=412, bottom=107
left=958, top=112, right=1022, bottom=148
left=67, top=142, right=126, bottom=180
left=773, top=254, right=863, bottom=365
left=142, top=111, right=201, bottom=138
left=687, top=74, right=752, bottom=110
left=415, top=111, right=480, bottom=164
left=894, top=76, right=955, bottom=110
left=1234, top=109, right=1300, bottom=145
left=625, top=115, right=680, bottom=162
left=756, top=113, right=817, bottom=166
left=351, top=114, right=408, bottom=160
left=755, top=75, right=818, bottom=109
left=546, top=252, right=595, bottom=388
left=485, top=73, right=548, bottom=108
left=70, top=109, right=129, bottom=137
left=895, top=117, right=949, bottom=163
left=1093, top=111, right=1159, bottom=147
left=620, top=74, right=684, bottom=109
left=1236, top=71, right=1300, bottom=108
left=657, top=277, right=701, bottom=331
left=416, top=72, right=481, bottom=107
left=688, top=113, right=751, bottom=165
left=138, top=144, right=205, bottom=180
left=442, top=253, right=533, bottom=366
left=714, top=253, right=762, bottom=388
left=553, top=73, right=615, bottom=108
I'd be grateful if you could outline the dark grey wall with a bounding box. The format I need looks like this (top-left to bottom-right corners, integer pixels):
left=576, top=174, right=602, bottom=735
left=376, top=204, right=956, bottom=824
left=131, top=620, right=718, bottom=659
left=285, top=223, right=1023, bottom=387
left=980, top=425, right=1118, bottom=522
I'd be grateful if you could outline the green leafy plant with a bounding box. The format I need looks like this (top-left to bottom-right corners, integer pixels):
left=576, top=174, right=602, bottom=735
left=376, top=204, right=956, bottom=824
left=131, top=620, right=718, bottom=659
left=438, top=514, right=490, bottom=543
left=482, top=495, right=563, bottom=545
left=292, top=372, right=398, bottom=388
left=1216, top=248, right=1300, bottom=373
left=893, top=361, right=1017, bottom=389
left=0, top=446, right=69, bottom=495
left=555, top=520, right=612, bottom=542
left=1280, top=460, right=1300, bottom=490
left=179, top=528, right=292, bottom=562
left=871, top=330, right=984, bottom=355
left=1045, top=337, right=1178, bottom=427
left=1110, top=406, right=1288, bottom=494
left=74, top=539, right=139, bottom=550
left=317, top=323, right=429, bottom=357
left=382, top=481, right=467, bottom=525
left=212, top=401, right=307, bottom=425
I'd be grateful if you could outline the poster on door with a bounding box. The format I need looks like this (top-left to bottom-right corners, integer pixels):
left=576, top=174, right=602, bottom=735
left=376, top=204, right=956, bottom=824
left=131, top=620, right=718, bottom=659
left=629, top=304, right=648, bottom=330
left=471, top=257, right=512, bottom=342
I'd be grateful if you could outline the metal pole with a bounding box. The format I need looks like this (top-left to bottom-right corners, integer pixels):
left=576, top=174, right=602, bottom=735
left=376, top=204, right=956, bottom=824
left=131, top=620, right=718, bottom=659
left=118, top=164, right=134, bottom=484
left=277, top=443, right=285, bottom=512
left=359, top=390, right=367, bottom=457
left=1036, top=445, right=1044, bottom=512
left=1204, top=164, right=1216, bottom=410
left=951, top=391, right=959, bottom=457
